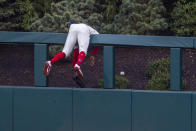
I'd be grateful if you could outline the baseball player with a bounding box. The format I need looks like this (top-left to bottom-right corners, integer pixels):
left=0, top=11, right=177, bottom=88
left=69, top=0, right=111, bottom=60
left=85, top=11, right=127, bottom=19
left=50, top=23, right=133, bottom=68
left=43, top=22, right=99, bottom=79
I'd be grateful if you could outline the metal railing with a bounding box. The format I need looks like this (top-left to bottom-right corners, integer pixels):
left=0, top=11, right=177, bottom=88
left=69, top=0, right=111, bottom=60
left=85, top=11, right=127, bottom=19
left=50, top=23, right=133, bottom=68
left=0, top=31, right=195, bottom=90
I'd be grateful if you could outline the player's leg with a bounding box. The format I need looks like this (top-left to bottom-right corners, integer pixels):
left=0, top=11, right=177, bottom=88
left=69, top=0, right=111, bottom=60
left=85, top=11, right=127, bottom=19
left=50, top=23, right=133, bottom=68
left=73, top=76, right=85, bottom=88
left=43, top=29, right=77, bottom=76
left=77, top=32, right=90, bottom=66
left=71, top=45, right=86, bottom=88
left=43, top=51, right=66, bottom=76
left=72, top=45, right=79, bottom=68
left=73, top=32, right=90, bottom=78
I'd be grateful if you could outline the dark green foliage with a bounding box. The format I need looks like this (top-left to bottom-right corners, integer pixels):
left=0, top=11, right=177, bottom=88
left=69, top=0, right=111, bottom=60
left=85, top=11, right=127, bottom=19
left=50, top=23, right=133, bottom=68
left=99, top=75, right=129, bottom=89
left=162, top=0, right=177, bottom=13
left=28, top=0, right=170, bottom=59
left=146, top=72, right=170, bottom=90
left=115, top=75, right=129, bottom=89
left=0, top=0, right=54, bottom=31
left=49, top=45, right=63, bottom=58
left=170, top=0, right=196, bottom=36
left=29, top=0, right=104, bottom=33
left=145, top=58, right=171, bottom=90
left=0, top=0, right=23, bottom=31
left=32, top=0, right=53, bottom=17
left=17, top=0, right=54, bottom=30
left=17, top=0, right=38, bottom=29
left=145, top=58, right=186, bottom=90
left=1, top=0, right=196, bottom=37
left=104, top=0, right=168, bottom=35
left=95, top=0, right=122, bottom=22
left=146, top=58, right=170, bottom=77
left=29, top=0, right=105, bottom=56
left=29, top=0, right=168, bottom=35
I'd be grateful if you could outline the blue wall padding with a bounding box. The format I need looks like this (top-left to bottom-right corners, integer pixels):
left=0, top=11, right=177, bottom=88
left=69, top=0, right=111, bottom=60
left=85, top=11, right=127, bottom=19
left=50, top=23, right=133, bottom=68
left=1, top=87, right=196, bottom=131
left=73, top=89, right=132, bottom=131
left=13, top=87, right=73, bottom=131
left=132, top=90, right=192, bottom=131
left=192, top=92, right=196, bottom=131
left=0, top=87, right=12, bottom=131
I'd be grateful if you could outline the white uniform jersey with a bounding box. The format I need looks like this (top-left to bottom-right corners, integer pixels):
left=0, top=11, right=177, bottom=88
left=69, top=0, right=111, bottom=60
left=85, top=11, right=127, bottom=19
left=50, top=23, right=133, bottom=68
left=62, top=24, right=99, bottom=56
left=87, top=25, right=99, bottom=35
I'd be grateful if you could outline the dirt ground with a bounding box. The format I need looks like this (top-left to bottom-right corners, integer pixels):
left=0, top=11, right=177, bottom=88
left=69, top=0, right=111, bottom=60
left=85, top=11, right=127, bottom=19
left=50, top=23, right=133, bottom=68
left=0, top=44, right=196, bottom=91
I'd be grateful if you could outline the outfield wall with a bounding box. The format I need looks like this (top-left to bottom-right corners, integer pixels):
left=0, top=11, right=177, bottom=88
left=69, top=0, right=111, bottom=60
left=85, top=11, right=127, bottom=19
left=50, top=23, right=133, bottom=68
left=0, top=86, right=195, bottom=131
left=1, top=32, right=196, bottom=90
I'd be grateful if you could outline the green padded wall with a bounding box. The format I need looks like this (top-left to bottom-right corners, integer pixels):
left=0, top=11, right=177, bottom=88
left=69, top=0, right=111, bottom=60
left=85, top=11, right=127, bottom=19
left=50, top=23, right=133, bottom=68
left=34, top=44, right=48, bottom=87
left=170, top=48, right=182, bottom=91
left=132, top=90, right=191, bottom=131
left=13, top=87, right=73, bottom=131
left=1, top=86, right=196, bottom=131
left=0, top=32, right=195, bottom=48
left=192, top=92, right=196, bottom=131
left=73, top=89, right=132, bottom=131
left=104, top=46, right=115, bottom=89
left=0, top=87, right=12, bottom=131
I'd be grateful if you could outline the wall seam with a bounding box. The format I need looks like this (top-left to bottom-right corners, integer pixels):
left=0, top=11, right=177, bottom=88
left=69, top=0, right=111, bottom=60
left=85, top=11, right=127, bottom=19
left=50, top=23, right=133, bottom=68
left=12, top=88, right=14, bottom=131
left=191, top=93, right=192, bottom=131
left=131, top=90, right=133, bottom=131
left=72, top=88, right=74, bottom=131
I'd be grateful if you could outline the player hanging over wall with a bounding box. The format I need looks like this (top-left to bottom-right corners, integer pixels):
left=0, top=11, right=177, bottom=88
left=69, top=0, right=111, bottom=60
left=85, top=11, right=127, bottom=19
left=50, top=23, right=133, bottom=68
left=43, top=21, right=99, bottom=81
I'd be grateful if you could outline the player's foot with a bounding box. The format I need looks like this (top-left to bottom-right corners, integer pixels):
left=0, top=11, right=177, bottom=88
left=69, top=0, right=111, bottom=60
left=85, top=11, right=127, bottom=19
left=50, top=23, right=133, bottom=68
left=43, top=61, right=52, bottom=76
left=74, top=64, right=83, bottom=78
left=73, top=76, right=85, bottom=88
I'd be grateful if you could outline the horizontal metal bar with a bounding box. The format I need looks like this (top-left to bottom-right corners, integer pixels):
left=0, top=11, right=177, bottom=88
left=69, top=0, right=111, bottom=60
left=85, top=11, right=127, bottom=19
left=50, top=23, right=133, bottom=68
left=0, top=32, right=67, bottom=44
left=0, top=32, right=195, bottom=48
left=92, top=35, right=195, bottom=48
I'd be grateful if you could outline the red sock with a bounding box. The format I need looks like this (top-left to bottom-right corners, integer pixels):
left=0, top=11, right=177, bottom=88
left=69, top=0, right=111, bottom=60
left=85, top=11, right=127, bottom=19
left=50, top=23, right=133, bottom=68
left=76, top=51, right=86, bottom=66
left=51, top=52, right=66, bottom=65
left=72, top=48, right=79, bottom=68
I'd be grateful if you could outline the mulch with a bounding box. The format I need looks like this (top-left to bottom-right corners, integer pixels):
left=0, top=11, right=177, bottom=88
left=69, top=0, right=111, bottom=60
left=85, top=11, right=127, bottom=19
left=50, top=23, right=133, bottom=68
left=1, top=44, right=196, bottom=91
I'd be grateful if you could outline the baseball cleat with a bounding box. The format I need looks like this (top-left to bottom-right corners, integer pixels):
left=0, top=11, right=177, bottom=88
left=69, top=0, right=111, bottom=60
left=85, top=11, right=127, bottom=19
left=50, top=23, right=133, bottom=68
left=73, top=76, right=85, bottom=88
left=74, top=64, right=83, bottom=78
left=43, top=61, right=52, bottom=76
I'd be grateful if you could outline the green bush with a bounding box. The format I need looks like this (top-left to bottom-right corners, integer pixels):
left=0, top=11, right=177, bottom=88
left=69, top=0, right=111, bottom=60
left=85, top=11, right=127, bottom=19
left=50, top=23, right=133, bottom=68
left=99, top=75, right=129, bottom=89
left=145, top=58, right=186, bottom=90
left=170, top=0, right=196, bottom=37
left=145, top=72, right=170, bottom=90
left=145, top=58, right=170, bottom=77
left=49, top=45, right=63, bottom=58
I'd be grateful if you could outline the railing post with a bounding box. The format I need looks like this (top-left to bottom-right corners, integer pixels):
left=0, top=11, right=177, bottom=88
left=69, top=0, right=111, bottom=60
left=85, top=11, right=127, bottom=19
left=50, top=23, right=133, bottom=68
left=104, top=46, right=115, bottom=89
left=34, top=44, right=48, bottom=87
left=170, top=48, right=182, bottom=91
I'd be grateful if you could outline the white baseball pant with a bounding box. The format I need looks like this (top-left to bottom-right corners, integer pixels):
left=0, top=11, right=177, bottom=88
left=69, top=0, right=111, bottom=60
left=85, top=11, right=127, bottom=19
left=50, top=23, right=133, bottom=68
left=62, top=24, right=98, bottom=57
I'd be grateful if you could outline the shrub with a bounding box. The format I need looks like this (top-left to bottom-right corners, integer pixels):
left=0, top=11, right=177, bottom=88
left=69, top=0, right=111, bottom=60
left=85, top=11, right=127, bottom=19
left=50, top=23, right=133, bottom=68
left=171, top=0, right=196, bottom=37
left=145, top=72, right=170, bottom=90
left=99, top=75, right=129, bottom=89
left=145, top=58, right=170, bottom=77
left=145, top=58, right=186, bottom=90
left=49, top=45, right=63, bottom=58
